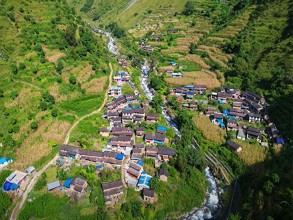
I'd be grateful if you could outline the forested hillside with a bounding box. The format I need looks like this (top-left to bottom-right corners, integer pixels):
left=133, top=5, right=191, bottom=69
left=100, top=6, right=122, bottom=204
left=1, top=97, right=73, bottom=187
left=0, top=0, right=109, bottom=169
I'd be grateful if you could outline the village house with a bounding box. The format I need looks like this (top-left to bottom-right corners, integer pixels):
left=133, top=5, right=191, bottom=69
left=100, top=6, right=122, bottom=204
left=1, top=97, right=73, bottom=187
left=103, top=151, right=123, bottom=167
left=142, top=45, right=153, bottom=51
left=136, top=127, right=145, bottom=137
left=114, top=71, right=130, bottom=85
left=232, top=99, right=243, bottom=109
left=227, top=120, right=238, bottom=131
left=0, top=157, right=13, bottom=168
left=158, top=168, right=168, bottom=182
left=242, top=91, right=266, bottom=106
left=227, top=140, right=242, bottom=152
left=108, top=86, right=122, bottom=98
left=137, top=172, right=152, bottom=190
left=142, top=100, right=149, bottom=109
left=145, top=113, right=159, bottom=123
left=107, top=111, right=120, bottom=119
left=102, top=180, right=124, bottom=206
left=217, top=92, right=233, bottom=104
left=133, top=116, right=144, bottom=124
left=79, top=149, right=104, bottom=163
left=25, top=166, right=35, bottom=175
left=127, top=161, right=143, bottom=179
left=143, top=188, right=155, bottom=204
left=99, top=128, right=110, bottom=137
left=237, top=128, right=246, bottom=140
left=131, top=148, right=143, bottom=161
left=125, top=94, right=137, bottom=103
left=158, top=147, right=176, bottom=161
left=266, top=123, right=279, bottom=141
left=118, top=58, right=128, bottom=68
left=212, top=113, right=225, bottom=128
left=133, top=108, right=145, bottom=119
left=247, top=127, right=262, bottom=142
left=144, top=133, right=166, bottom=145
left=189, top=102, right=198, bottom=110
left=3, top=170, right=28, bottom=194
left=106, top=96, right=127, bottom=110
left=112, top=127, right=133, bottom=136
left=71, top=177, right=87, bottom=193
left=230, top=108, right=247, bottom=119
left=109, top=117, right=122, bottom=128
left=145, top=146, right=158, bottom=159
left=243, top=98, right=263, bottom=114
left=186, top=91, right=195, bottom=99
left=59, top=145, right=80, bottom=159
left=108, top=135, right=133, bottom=149
left=156, top=126, right=167, bottom=135
left=248, top=113, right=261, bottom=123
left=47, top=181, right=60, bottom=191
left=171, top=72, right=183, bottom=78
left=194, top=85, right=207, bottom=94
left=205, top=107, right=217, bottom=116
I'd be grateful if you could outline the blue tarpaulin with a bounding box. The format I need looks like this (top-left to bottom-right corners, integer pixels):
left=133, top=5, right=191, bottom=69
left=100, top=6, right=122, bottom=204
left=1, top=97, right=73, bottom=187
left=2, top=181, right=18, bottom=191
left=223, top=110, right=230, bottom=115
left=63, top=178, right=73, bottom=188
left=157, top=126, right=167, bottom=132
left=96, top=164, right=103, bottom=169
left=137, top=160, right=144, bottom=166
left=115, top=154, right=124, bottom=160
left=276, top=138, right=285, bottom=145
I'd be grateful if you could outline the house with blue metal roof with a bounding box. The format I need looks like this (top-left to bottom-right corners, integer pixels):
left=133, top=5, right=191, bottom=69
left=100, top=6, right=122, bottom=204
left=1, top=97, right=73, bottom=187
left=137, top=172, right=152, bottom=190
left=0, top=157, right=13, bottom=168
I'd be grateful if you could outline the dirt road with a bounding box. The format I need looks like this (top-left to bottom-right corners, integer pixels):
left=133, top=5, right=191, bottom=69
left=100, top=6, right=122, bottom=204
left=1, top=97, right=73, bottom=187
left=10, top=63, right=113, bottom=220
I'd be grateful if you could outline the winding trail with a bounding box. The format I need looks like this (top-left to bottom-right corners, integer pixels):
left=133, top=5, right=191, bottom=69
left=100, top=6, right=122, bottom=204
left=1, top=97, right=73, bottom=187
left=12, top=79, right=44, bottom=91
left=10, top=63, right=113, bottom=220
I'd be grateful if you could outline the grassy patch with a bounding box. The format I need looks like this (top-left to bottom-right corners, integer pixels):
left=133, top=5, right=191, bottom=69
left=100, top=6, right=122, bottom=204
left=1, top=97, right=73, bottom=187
left=193, top=114, right=226, bottom=144
left=59, top=94, right=104, bottom=117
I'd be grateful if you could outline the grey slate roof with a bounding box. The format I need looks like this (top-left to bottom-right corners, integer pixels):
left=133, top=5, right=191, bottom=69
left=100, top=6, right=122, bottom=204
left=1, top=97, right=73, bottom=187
left=47, top=181, right=60, bottom=191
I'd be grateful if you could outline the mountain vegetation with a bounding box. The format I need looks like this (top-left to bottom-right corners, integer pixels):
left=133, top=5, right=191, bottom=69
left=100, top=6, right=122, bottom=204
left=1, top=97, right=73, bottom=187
left=0, top=0, right=109, bottom=169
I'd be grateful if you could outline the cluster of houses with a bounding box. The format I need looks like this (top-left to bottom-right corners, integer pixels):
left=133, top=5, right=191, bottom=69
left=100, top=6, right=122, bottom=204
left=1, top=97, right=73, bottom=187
left=169, top=85, right=285, bottom=149
left=114, top=71, right=131, bottom=86
left=170, top=85, right=208, bottom=101
left=138, top=39, right=154, bottom=52
left=45, top=177, right=88, bottom=200
left=2, top=166, right=35, bottom=195
left=59, top=145, right=124, bottom=167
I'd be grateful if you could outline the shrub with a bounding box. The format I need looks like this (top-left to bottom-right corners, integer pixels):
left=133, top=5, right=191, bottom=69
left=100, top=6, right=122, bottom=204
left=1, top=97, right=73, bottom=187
left=51, top=109, right=58, bottom=117
left=19, top=62, right=26, bottom=70
left=30, top=121, right=38, bottom=131
left=69, top=75, right=77, bottom=85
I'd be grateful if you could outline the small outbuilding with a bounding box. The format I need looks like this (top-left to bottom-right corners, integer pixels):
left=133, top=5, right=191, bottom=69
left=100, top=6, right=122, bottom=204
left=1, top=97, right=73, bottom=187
left=47, top=181, right=60, bottom=191
left=158, top=168, right=168, bottom=182
left=143, top=188, right=155, bottom=204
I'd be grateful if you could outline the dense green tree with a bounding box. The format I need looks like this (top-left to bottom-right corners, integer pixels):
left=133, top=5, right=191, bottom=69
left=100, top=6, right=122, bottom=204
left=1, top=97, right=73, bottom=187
left=65, top=24, right=77, bottom=47
left=18, top=62, right=26, bottom=70
left=182, top=1, right=195, bottom=16
left=189, top=42, right=197, bottom=54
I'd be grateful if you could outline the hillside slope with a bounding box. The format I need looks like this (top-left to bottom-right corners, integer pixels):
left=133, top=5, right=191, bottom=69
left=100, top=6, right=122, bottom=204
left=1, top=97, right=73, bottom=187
left=0, top=0, right=109, bottom=169
left=224, top=0, right=293, bottom=140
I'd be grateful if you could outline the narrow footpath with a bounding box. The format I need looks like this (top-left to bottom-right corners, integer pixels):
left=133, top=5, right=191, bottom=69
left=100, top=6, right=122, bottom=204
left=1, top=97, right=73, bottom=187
left=10, top=63, right=113, bottom=220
